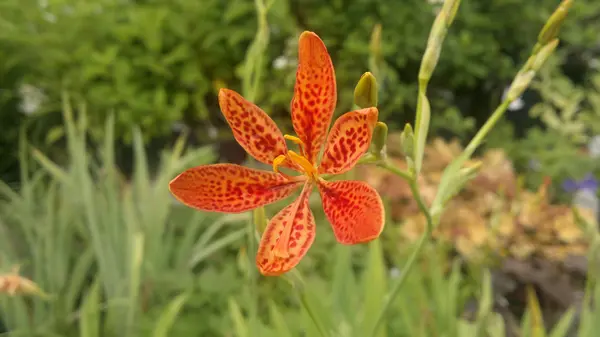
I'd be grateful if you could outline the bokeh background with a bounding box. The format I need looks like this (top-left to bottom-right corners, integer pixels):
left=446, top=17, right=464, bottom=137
left=0, top=0, right=599, bottom=336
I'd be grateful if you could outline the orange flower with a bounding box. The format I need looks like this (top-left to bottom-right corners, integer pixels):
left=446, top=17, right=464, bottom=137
left=0, top=265, right=46, bottom=297
left=169, top=31, right=385, bottom=276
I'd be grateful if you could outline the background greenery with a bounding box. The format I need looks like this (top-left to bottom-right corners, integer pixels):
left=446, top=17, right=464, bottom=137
left=0, top=0, right=599, bottom=336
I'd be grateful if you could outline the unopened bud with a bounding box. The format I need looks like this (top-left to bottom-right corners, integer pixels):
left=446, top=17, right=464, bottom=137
left=444, top=0, right=461, bottom=26
left=413, top=93, right=431, bottom=175
left=538, top=0, right=572, bottom=45
left=400, top=123, right=415, bottom=159
left=531, top=39, right=559, bottom=71
left=419, top=44, right=442, bottom=84
left=369, top=24, right=382, bottom=59
left=354, top=72, right=378, bottom=108
left=419, top=0, right=461, bottom=84
left=507, top=70, right=536, bottom=102
left=372, top=122, right=388, bottom=158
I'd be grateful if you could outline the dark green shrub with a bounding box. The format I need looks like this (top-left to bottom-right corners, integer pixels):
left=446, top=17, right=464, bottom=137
left=1, top=0, right=598, bottom=157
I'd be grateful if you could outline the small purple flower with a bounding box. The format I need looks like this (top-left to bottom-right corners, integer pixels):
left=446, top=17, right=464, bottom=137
left=562, top=174, right=598, bottom=193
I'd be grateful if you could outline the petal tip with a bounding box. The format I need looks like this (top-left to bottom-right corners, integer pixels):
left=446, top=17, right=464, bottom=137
left=298, top=31, right=329, bottom=67
left=367, top=107, right=379, bottom=124
left=217, top=87, right=233, bottom=100
left=299, top=30, right=318, bottom=40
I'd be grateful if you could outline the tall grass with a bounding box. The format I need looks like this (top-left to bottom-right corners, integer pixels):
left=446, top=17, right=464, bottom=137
left=0, top=93, right=248, bottom=336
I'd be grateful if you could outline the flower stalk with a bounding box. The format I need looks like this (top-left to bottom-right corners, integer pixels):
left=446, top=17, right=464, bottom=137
left=364, top=0, right=572, bottom=335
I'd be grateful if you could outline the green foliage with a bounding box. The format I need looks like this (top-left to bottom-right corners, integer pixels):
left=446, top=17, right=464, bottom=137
left=429, top=106, right=476, bottom=140
left=229, top=241, right=473, bottom=337
left=530, top=53, right=600, bottom=145
left=485, top=52, right=600, bottom=192
left=0, top=1, right=599, bottom=337
left=2, top=0, right=600, bottom=148
left=0, top=94, right=249, bottom=336
left=0, top=98, right=598, bottom=336
left=0, top=0, right=264, bottom=144
left=0, top=43, right=27, bottom=184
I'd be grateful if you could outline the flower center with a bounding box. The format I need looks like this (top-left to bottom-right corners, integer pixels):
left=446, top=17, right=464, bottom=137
left=272, top=134, right=318, bottom=180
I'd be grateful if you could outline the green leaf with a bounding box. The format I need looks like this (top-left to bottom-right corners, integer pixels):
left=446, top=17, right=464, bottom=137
left=152, top=293, right=190, bottom=337
left=228, top=298, right=249, bottom=337
left=268, top=301, right=293, bottom=337
left=79, top=281, right=101, bottom=337
left=361, top=240, right=387, bottom=337
left=548, top=307, right=575, bottom=337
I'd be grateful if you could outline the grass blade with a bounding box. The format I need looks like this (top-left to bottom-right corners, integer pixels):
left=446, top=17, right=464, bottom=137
left=79, top=281, right=101, bottom=337
left=151, top=293, right=189, bottom=337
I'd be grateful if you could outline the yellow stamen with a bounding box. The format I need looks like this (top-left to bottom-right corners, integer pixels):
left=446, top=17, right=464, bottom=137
left=284, top=134, right=304, bottom=146
left=272, top=154, right=287, bottom=173
left=287, top=150, right=316, bottom=177
left=284, top=134, right=306, bottom=156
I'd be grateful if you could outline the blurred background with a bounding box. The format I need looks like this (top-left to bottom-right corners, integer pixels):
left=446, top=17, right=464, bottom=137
left=0, top=0, right=600, bottom=336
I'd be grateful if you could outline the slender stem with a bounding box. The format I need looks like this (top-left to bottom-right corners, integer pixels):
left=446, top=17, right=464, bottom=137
left=298, top=291, right=329, bottom=337
left=371, top=226, right=430, bottom=335
left=246, top=219, right=259, bottom=336
left=375, top=160, right=412, bottom=182
left=462, top=100, right=511, bottom=159
left=368, top=160, right=433, bottom=335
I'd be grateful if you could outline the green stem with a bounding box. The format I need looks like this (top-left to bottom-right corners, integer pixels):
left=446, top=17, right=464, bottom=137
left=368, top=160, right=433, bottom=335
left=246, top=218, right=259, bottom=337
left=285, top=270, right=330, bottom=337
left=375, top=160, right=412, bottom=182
left=298, top=291, right=329, bottom=337
left=462, top=100, right=511, bottom=159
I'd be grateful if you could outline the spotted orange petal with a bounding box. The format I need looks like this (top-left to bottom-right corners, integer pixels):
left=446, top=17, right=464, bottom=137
left=290, top=31, right=337, bottom=164
left=256, top=182, right=316, bottom=276
left=169, top=164, right=303, bottom=213
left=317, top=180, right=385, bottom=244
left=219, top=88, right=297, bottom=169
left=318, top=107, right=379, bottom=175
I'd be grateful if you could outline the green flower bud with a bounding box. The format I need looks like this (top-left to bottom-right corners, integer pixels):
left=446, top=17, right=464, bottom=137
left=353, top=72, right=378, bottom=108
left=531, top=38, right=559, bottom=71
left=419, top=43, right=442, bottom=85
left=506, top=70, right=536, bottom=102
left=419, top=0, right=461, bottom=84
left=369, top=24, right=382, bottom=60
left=372, top=121, right=388, bottom=158
left=538, top=0, right=572, bottom=45
left=400, top=123, right=415, bottom=159
left=446, top=0, right=461, bottom=26
left=413, top=93, right=431, bottom=175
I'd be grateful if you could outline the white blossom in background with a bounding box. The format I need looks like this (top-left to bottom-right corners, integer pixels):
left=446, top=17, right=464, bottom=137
left=273, top=56, right=290, bottom=70
left=588, top=135, right=600, bottom=158
left=574, top=189, right=598, bottom=219
left=502, top=86, right=525, bottom=111
left=589, top=57, right=599, bottom=70
left=207, top=125, right=218, bottom=140
left=426, top=0, right=445, bottom=14
left=528, top=158, right=542, bottom=171
left=571, top=135, right=600, bottom=222
left=18, top=84, right=46, bottom=116
left=170, top=121, right=187, bottom=133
